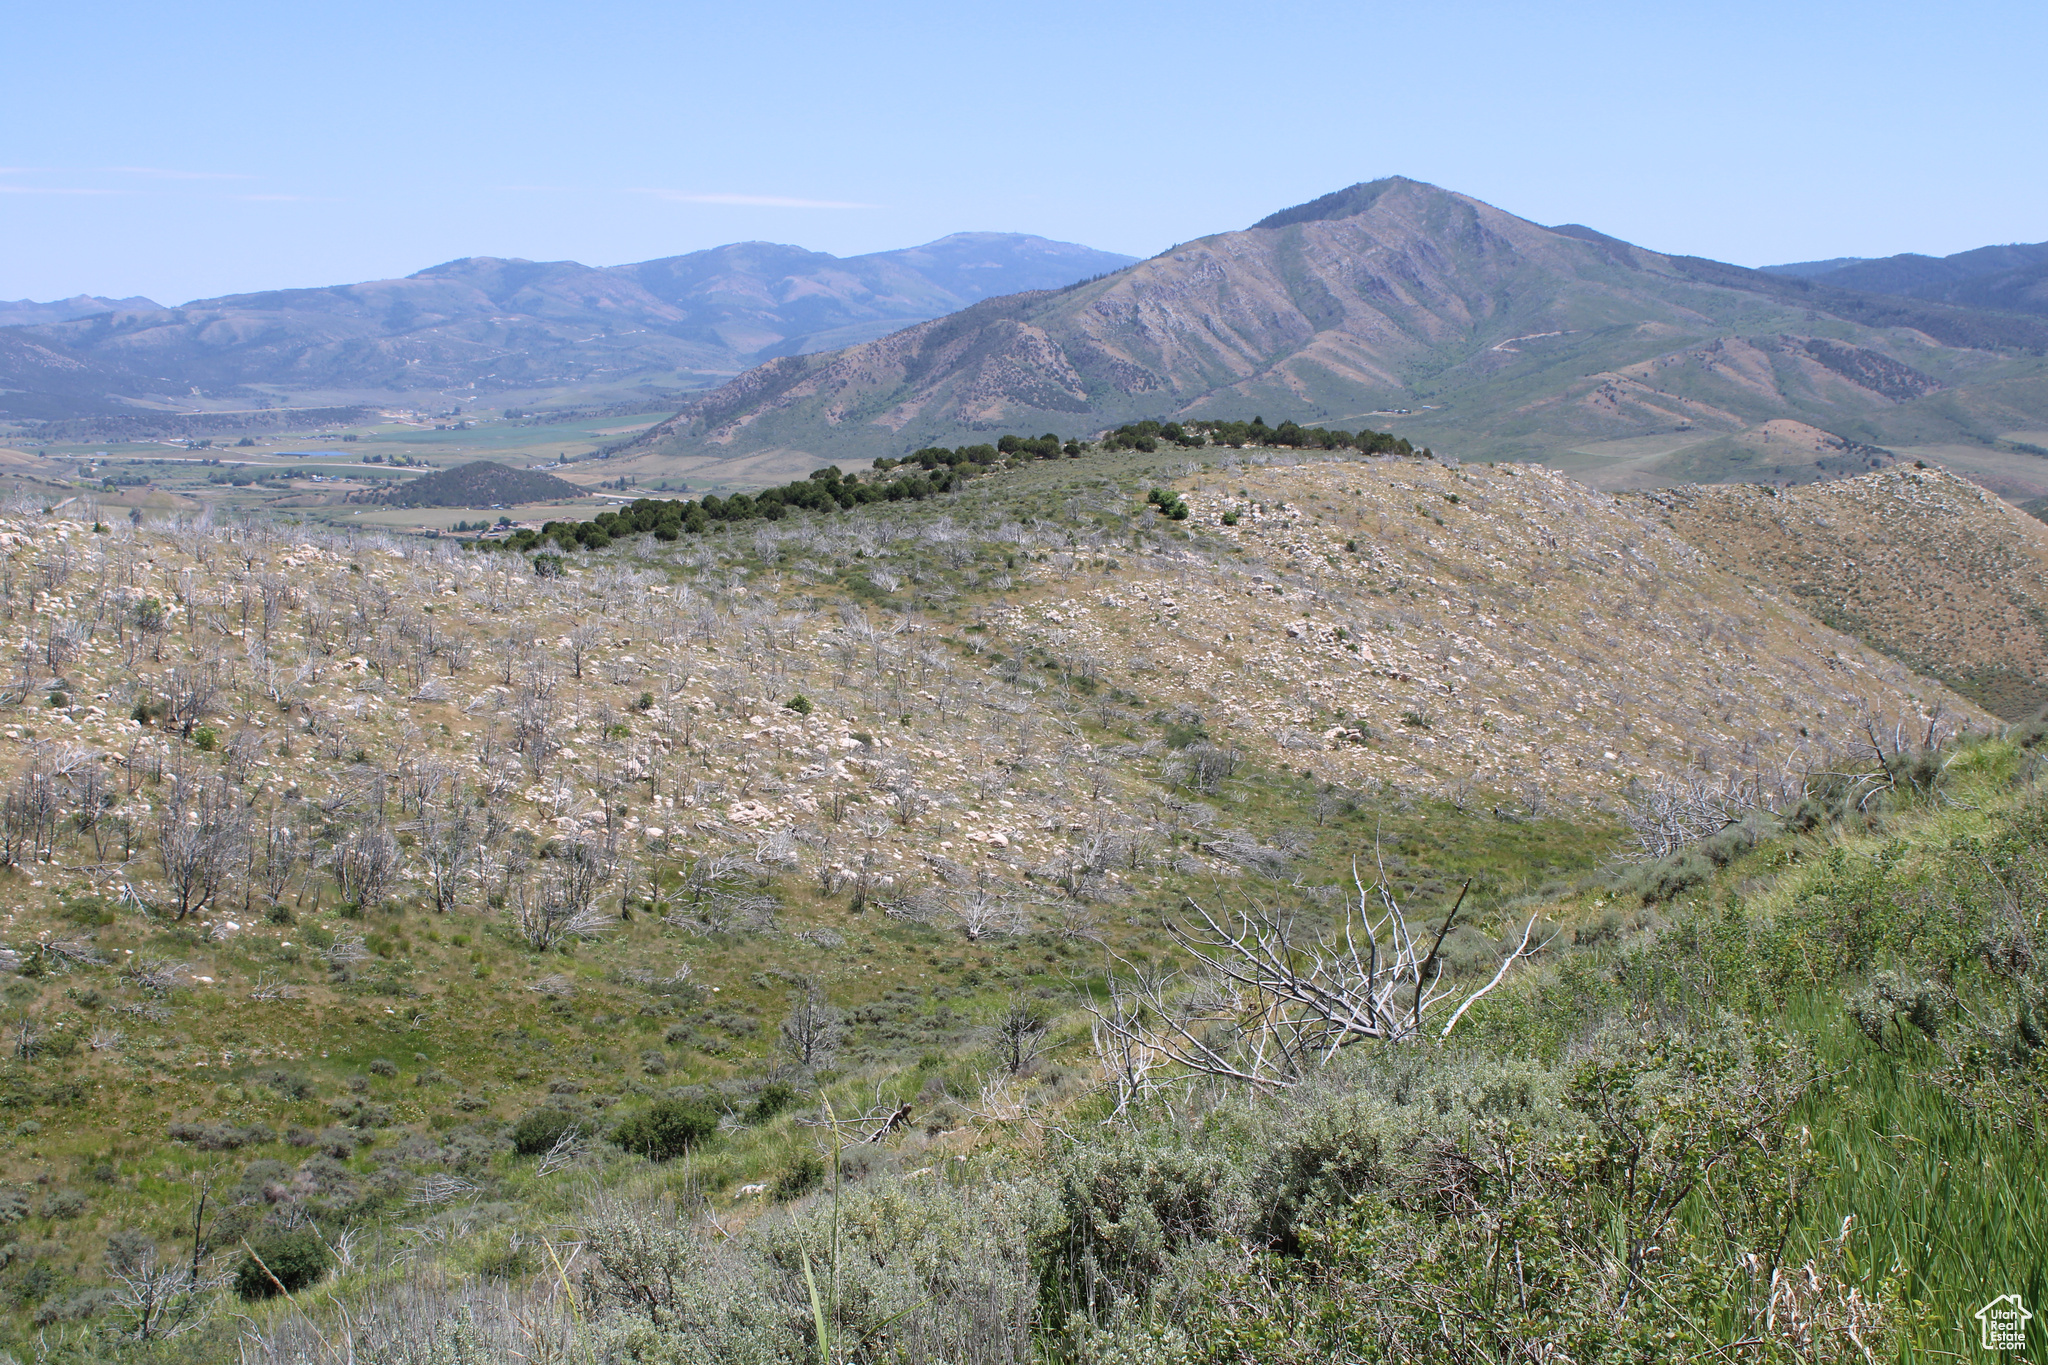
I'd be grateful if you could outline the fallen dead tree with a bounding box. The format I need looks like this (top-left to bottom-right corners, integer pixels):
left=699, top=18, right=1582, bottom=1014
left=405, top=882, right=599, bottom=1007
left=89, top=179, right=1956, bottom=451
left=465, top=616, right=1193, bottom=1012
left=1086, top=861, right=1551, bottom=1100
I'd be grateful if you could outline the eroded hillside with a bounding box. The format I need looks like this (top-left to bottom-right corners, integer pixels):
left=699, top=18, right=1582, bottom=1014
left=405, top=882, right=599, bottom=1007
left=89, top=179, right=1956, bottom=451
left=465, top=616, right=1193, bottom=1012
left=1643, top=465, right=2048, bottom=719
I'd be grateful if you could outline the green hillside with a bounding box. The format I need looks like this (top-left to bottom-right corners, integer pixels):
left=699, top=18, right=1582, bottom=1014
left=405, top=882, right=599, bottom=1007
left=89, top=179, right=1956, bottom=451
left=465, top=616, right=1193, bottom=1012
left=378, top=459, right=586, bottom=508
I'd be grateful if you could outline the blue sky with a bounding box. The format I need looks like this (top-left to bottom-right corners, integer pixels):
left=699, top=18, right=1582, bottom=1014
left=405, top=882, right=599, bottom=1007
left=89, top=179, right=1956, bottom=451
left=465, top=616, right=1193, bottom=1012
left=5, top=0, right=2044, bottom=305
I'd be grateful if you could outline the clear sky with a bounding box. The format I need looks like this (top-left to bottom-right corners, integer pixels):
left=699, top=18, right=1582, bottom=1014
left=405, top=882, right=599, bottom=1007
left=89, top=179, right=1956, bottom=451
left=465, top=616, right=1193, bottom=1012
left=5, top=0, right=2044, bottom=306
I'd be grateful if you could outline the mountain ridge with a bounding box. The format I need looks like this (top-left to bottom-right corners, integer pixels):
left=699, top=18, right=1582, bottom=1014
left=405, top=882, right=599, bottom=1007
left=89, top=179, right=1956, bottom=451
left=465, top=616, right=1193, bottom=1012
left=616, top=177, right=2048, bottom=477
left=4, top=233, right=1138, bottom=411
left=1762, top=240, right=2048, bottom=316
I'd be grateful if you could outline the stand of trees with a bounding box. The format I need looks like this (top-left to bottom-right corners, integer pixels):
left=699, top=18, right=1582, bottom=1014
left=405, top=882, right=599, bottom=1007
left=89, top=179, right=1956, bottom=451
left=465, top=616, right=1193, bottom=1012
left=1103, top=416, right=1425, bottom=457
left=479, top=419, right=1424, bottom=557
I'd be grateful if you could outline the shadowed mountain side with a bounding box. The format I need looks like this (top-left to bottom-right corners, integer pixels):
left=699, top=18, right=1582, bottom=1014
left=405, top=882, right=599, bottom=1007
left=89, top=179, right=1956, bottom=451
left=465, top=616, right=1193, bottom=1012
left=1643, top=465, right=2048, bottom=719
left=620, top=178, right=2048, bottom=469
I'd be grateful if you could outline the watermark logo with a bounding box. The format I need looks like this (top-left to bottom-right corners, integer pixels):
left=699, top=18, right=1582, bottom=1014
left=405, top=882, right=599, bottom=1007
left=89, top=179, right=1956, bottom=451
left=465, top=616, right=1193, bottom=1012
left=1976, top=1293, right=2033, bottom=1352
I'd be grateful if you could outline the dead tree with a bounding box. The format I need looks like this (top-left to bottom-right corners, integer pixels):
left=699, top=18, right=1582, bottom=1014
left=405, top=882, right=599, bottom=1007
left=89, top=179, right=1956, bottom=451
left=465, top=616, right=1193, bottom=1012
left=155, top=771, right=246, bottom=919
left=0, top=766, right=61, bottom=866
left=1085, top=865, right=1550, bottom=1093
left=778, top=982, right=845, bottom=1069
left=415, top=790, right=481, bottom=913
left=510, top=838, right=617, bottom=949
left=990, top=995, right=1052, bottom=1074
left=330, top=824, right=401, bottom=910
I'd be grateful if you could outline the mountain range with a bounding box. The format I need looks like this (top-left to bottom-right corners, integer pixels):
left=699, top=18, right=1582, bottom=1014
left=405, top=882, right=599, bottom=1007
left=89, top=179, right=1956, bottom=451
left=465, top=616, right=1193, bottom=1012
left=0, top=294, right=162, bottom=329
left=1764, top=240, right=2048, bottom=315
left=616, top=178, right=2048, bottom=489
left=0, top=234, right=1136, bottom=418
left=9, top=180, right=2048, bottom=499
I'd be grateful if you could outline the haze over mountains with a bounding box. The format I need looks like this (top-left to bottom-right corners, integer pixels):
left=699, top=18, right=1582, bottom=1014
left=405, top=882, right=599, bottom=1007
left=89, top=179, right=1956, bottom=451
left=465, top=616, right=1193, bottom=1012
left=0, top=233, right=1136, bottom=418
left=619, top=177, right=2048, bottom=489
left=1764, top=240, right=2048, bottom=316
left=0, top=295, right=163, bottom=329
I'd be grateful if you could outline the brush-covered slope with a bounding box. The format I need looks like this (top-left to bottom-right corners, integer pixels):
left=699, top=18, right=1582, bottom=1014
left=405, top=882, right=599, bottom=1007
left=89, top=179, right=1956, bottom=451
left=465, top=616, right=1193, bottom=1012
left=1643, top=464, right=2048, bottom=719
left=11, top=235, right=1137, bottom=407
left=0, top=447, right=2005, bottom=1356
left=378, top=459, right=586, bottom=508
left=621, top=177, right=2048, bottom=473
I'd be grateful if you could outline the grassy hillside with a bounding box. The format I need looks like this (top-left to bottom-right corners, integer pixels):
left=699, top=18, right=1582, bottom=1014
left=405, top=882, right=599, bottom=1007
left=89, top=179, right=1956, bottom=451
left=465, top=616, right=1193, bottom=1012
left=0, top=448, right=2025, bottom=1361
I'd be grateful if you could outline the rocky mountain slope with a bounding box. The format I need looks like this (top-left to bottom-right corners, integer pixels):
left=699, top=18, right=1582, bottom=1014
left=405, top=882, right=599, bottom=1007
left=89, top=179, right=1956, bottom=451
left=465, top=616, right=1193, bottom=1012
left=7, top=234, right=1136, bottom=411
left=1643, top=465, right=2048, bottom=719
left=620, top=178, right=2048, bottom=478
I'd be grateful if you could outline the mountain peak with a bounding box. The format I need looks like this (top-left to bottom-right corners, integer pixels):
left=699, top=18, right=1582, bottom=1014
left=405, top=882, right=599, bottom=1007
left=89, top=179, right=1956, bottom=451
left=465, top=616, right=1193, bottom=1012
left=1248, top=177, right=1439, bottom=231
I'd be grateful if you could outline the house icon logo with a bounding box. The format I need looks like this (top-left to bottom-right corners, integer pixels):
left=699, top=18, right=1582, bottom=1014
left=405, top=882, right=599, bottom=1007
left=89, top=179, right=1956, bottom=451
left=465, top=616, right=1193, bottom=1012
left=1976, top=1293, right=2032, bottom=1352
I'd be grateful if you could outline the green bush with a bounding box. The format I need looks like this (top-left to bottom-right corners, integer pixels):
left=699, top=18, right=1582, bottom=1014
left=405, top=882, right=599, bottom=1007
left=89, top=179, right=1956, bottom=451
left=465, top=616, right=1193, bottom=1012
left=745, top=1081, right=798, bottom=1125
left=611, top=1099, right=718, bottom=1161
left=511, top=1108, right=583, bottom=1156
left=234, top=1229, right=330, bottom=1299
left=771, top=1150, right=825, bottom=1200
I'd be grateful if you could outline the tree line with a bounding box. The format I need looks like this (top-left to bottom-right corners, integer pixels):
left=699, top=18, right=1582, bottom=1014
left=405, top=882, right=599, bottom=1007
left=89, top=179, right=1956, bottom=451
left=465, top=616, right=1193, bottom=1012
left=1104, top=416, right=1426, bottom=457
left=477, top=417, right=1425, bottom=557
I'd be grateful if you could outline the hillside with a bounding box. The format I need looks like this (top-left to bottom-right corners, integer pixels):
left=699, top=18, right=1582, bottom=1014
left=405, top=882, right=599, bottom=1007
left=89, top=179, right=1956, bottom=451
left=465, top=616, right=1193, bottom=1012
left=7, top=234, right=1137, bottom=416
left=619, top=177, right=2048, bottom=482
left=0, top=330, right=182, bottom=422
left=1643, top=464, right=2048, bottom=719
left=0, top=444, right=2031, bottom=1359
left=1768, top=240, right=2048, bottom=316
left=377, top=459, right=586, bottom=508
left=0, top=294, right=162, bottom=329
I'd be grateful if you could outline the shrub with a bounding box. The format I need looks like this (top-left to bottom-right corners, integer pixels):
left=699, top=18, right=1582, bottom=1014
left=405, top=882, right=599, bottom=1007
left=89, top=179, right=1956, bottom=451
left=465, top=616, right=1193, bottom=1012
left=1039, top=1139, right=1228, bottom=1323
left=233, top=1229, right=330, bottom=1299
left=611, top=1099, right=718, bottom=1161
left=745, top=1081, right=798, bottom=1125
left=368, top=1057, right=398, bottom=1077
left=772, top=1150, right=825, bottom=1201
left=511, top=1108, right=583, bottom=1156
left=783, top=694, right=813, bottom=716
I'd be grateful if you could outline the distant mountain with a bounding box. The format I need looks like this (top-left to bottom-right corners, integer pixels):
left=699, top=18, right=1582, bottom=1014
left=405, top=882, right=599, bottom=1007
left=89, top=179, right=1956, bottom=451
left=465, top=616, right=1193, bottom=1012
left=8, top=235, right=1138, bottom=411
left=1757, top=257, right=1869, bottom=279
left=0, top=295, right=162, bottom=328
left=1762, top=241, right=2048, bottom=316
left=620, top=177, right=2048, bottom=477
left=0, top=330, right=181, bottom=422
